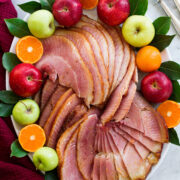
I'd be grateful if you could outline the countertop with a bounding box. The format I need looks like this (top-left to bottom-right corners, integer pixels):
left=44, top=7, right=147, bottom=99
left=11, top=0, right=180, bottom=179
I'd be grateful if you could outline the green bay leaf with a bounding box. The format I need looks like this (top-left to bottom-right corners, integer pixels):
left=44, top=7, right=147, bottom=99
left=129, top=0, right=148, bottom=15
left=40, top=0, right=55, bottom=11
left=0, top=103, right=14, bottom=117
left=4, top=18, right=31, bottom=38
left=45, top=169, right=58, bottom=180
left=10, top=139, right=28, bottom=158
left=18, top=1, right=41, bottom=14
left=2, top=52, right=21, bottom=72
left=0, top=91, right=22, bottom=104
left=151, top=34, right=175, bottom=51
left=168, top=128, right=180, bottom=146
left=159, top=61, right=180, bottom=80
left=153, top=17, right=171, bottom=35
left=170, top=80, right=180, bottom=102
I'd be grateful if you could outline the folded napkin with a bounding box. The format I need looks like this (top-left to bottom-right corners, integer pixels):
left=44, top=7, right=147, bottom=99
left=0, top=0, right=44, bottom=179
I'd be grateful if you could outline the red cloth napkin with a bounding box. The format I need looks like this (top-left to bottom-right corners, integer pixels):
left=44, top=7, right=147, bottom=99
left=0, top=0, right=44, bottom=179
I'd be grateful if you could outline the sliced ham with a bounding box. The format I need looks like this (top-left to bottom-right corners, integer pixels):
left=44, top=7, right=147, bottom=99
left=39, top=85, right=67, bottom=127
left=120, top=102, right=144, bottom=133
left=105, top=153, right=118, bottom=180
left=36, top=36, right=93, bottom=106
left=92, top=154, right=101, bottom=180
left=114, top=81, right=137, bottom=122
left=33, top=90, right=41, bottom=106
left=101, top=50, right=136, bottom=124
left=115, top=27, right=131, bottom=86
left=82, top=15, right=115, bottom=89
left=43, top=89, right=73, bottom=138
left=100, top=22, right=124, bottom=93
left=57, top=108, right=100, bottom=164
left=134, top=92, right=169, bottom=143
left=71, top=27, right=109, bottom=102
left=55, top=29, right=104, bottom=105
left=40, top=78, right=58, bottom=110
left=47, top=94, right=81, bottom=148
left=122, top=143, right=151, bottom=180
left=104, top=131, right=113, bottom=153
left=118, top=124, right=162, bottom=154
left=77, top=114, right=99, bottom=180
left=99, top=154, right=107, bottom=180
left=114, top=154, right=130, bottom=180
left=60, top=130, right=84, bottom=180
left=75, top=20, right=109, bottom=70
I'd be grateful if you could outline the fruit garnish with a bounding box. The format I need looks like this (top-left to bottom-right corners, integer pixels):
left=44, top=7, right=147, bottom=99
left=18, top=124, right=46, bottom=152
left=13, top=99, right=40, bottom=125
left=136, top=46, right=161, bottom=72
left=141, top=71, right=172, bottom=103
left=33, top=147, right=59, bottom=172
left=16, top=36, right=43, bottom=64
left=80, top=0, right=98, bottom=9
left=157, top=100, right=180, bottom=128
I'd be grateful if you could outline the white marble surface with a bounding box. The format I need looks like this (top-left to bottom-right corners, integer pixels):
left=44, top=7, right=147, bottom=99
left=11, top=0, right=180, bottom=179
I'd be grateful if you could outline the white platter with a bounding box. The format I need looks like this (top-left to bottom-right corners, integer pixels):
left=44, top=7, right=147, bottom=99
left=6, top=8, right=171, bottom=179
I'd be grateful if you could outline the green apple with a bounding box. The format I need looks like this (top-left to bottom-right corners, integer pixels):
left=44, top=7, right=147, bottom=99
left=28, top=10, right=55, bottom=38
left=12, top=99, right=40, bottom=125
left=33, top=147, right=59, bottom=171
left=122, top=15, right=155, bottom=47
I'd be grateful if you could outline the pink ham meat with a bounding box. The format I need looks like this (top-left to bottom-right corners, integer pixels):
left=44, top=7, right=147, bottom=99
left=100, top=22, right=124, bottom=93
left=99, top=154, right=107, bottom=180
left=105, top=153, right=118, bottom=180
left=92, top=155, right=101, bottom=180
left=115, top=27, right=131, bottom=86
left=75, top=20, right=109, bottom=70
left=133, top=92, right=169, bottom=143
left=43, top=89, right=73, bottom=138
left=47, top=94, right=81, bottom=148
left=40, top=78, right=58, bottom=110
left=33, top=90, right=41, bottom=106
left=72, top=27, right=109, bottom=102
left=114, top=81, right=137, bottom=122
left=120, top=102, right=144, bottom=133
left=57, top=108, right=100, bottom=164
left=39, top=86, right=67, bottom=127
left=36, top=36, right=93, bottom=106
left=118, top=124, right=162, bottom=154
left=55, top=29, right=104, bottom=105
left=101, top=50, right=136, bottom=124
left=60, top=130, right=84, bottom=180
left=77, top=114, right=99, bottom=180
left=81, top=15, right=115, bottom=89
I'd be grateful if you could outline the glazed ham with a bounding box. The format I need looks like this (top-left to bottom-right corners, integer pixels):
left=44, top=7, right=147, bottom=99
left=36, top=36, right=93, bottom=106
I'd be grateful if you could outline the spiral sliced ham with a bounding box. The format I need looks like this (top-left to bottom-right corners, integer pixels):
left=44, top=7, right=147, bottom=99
left=92, top=155, right=101, bottom=180
left=55, top=29, right=104, bottom=105
left=36, top=36, right=93, bottom=106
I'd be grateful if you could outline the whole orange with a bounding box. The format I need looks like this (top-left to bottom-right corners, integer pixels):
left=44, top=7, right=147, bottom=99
left=136, top=46, right=162, bottom=72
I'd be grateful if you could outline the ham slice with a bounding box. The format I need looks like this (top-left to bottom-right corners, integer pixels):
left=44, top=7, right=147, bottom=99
left=99, top=154, right=107, bottom=180
left=114, top=81, right=137, bottom=122
left=77, top=114, right=99, bottom=180
left=55, top=29, right=104, bottom=105
left=82, top=15, right=115, bottom=89
left=36, top=36, right=93, bottom=106
left=92, top=155, right=101, bottom=180
left=47, top=94, right=81, bottom=148
left=60, top=130, right=84, bottom=180
left=43, top=89, right=73, bottom=138
left=71, top=27, right=109, bottom=102
left=39, top=86, right=67, bottom=127
left=75, top=20, right=109, bottom=70
left=105, top=153, right=118, bottom=180
left=57, top=108, right=100, bottom=164
left=118, top=124, right=162, bottom=154
left=133, top=92, right=168, bottom=143
left=33, top=90, right=41, bottom=106
left=100, top=22, right=124, bottom=93
left=40, top=79, right=58, bottom=110
left=114, top=154, right=130, bottom=180
left=101, top=50, right=136, bottom=124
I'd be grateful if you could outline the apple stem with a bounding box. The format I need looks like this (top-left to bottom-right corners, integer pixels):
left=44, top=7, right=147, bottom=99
left=19, top=101, right=31, bottom=112
left=108, top=0, right=119, bottom=7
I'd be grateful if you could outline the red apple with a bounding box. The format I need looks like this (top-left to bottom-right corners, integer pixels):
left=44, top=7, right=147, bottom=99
left=9, top=63, right=42, bottom=97
left=97, top=0, right=130, bottom=26
left=141, top=71, right=173, bottom=103
left=52, top=0, right=82, bottom=27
